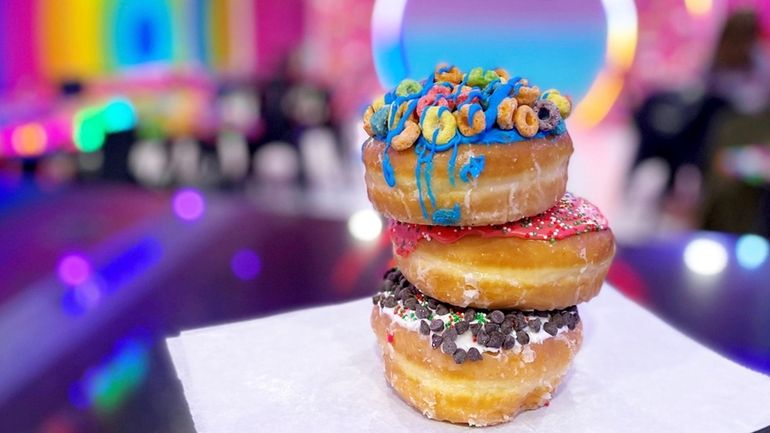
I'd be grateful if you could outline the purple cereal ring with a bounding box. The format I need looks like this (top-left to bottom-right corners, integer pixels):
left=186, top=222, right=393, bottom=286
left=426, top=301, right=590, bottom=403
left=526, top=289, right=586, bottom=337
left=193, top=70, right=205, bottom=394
left=533, top=100, right=562, bottom=132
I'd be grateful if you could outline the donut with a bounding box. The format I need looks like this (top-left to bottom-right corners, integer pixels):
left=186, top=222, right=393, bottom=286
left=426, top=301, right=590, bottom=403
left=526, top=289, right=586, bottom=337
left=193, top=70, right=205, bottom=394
left=362, top=133, right=572, bottom=226
left=389, top=193, right=615, bottom=309
left=371, top=269, right=582, bottom=426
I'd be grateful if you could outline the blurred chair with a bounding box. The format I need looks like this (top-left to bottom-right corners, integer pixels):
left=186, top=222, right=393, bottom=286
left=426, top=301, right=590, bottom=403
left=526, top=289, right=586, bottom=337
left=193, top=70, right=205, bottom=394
left=216, top=131, right=250, bottom=185
left=169, top=137, right=202, bottom=185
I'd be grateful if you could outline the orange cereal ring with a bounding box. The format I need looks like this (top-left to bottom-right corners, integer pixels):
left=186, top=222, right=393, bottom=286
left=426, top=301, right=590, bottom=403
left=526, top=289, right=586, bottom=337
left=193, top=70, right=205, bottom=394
left=514, top=105, right=539, bottom=137
left=496, top=97, right=518, bottom=130
left=363, top=105, right=375, bottom=136
left=391, top=120, right=421, bottom=151
left=494, top=68, right=510, bottom=83
left=434, top=64, right=463, bottom=84
left=516, top=86, right=541, bottom=106
left=453, top=103, right=486, bottom=136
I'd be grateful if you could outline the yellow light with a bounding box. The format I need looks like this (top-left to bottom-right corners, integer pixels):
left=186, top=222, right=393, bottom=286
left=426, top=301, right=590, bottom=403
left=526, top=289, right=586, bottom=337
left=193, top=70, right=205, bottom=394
left=685, top=0, right=713, bottom=16
left=12, top=123, right=47, bottom=157
left=573, top=0, right=638, bottom=128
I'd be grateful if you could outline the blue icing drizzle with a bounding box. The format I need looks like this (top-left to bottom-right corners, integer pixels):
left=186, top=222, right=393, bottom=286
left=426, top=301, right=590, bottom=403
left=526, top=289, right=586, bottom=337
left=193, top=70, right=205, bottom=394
left=447, top=142, right=459, bottom=186
left=382, top=149, right=396, bottom=187
left=431, top=204, right=461, bottom=225
left=460, top=155, right=486, bottom=183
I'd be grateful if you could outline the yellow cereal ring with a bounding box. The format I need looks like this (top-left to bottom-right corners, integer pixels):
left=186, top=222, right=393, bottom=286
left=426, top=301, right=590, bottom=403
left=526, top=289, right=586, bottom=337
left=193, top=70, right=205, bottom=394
left=372, top=95, right=385, bottom=111
left=514, top=105, right=539, bottom=137
left=453, top=103, right=486, bottom=136
left=363, top=105, right=375, bottom=136
left=494, top=68, right=510, bottom=83
left=516, top=85, right=541, bottom=106
left=543, top=89, right=572, bottom=119
left=434, top=64, right=463, bottom=84
left=496, top=97, right=518, bottom=130
left=391, top=120, right=421, bottom=151
left=421, top=106, right=457, bottom=145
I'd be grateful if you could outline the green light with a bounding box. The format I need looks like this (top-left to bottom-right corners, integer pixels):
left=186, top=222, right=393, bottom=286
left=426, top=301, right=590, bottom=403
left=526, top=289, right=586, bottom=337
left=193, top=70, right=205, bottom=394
left=102, top=98, right=136, bottom=133
left=74, top=107, right=106, bottom=152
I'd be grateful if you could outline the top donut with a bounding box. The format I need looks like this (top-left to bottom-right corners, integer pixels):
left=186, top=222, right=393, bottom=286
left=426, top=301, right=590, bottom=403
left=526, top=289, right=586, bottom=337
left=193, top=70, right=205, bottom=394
left=362, top=64, right=575, bottom=226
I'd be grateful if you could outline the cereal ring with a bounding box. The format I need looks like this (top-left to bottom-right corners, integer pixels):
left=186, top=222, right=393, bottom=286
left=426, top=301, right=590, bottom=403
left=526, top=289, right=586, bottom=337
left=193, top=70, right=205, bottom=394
left=434, top=64, right=463, bottom=84
left=416, top=85, right=452, bottom=117
left=421, top=106, right=457, bottom=144
left=455, top=86, right=482, bottom=106
left=494, top=68, right=510, bottom=83
left=516, top=85, right=540, bottom=106
left=388, top=102, right=417, bottom=130
left=496, top=97, right=518, bottom=130
left=467, top=67, right=499, bottom=88
left=396, top=79, right=423, bottom=97
left=542, top=89, right=572, bottom=119
left=533, top=100, right=562, bottom=132
left=513, top=105, right=539, bottom=137
left=372, top=95, right=385, bottom=111
left=453, top=103, right=486, bottom=136
left=363, top=105, right=375, bottom=136
left=370, top=105, right=390, bottom=137
left=391, top=120, right=421, bottom=151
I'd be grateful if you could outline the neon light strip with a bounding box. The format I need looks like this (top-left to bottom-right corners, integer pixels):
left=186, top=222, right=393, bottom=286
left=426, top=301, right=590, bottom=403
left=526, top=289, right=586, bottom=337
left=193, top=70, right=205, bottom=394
left=371, top=0, right=408, bottom=87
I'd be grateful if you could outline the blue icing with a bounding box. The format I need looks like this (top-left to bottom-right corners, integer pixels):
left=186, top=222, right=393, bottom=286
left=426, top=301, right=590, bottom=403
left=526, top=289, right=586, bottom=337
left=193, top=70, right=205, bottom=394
left=431, top=204, right=461, bottom=225
left=382, top=150, right=396, bottom=187
left=460, top=155, right=486, bottom=183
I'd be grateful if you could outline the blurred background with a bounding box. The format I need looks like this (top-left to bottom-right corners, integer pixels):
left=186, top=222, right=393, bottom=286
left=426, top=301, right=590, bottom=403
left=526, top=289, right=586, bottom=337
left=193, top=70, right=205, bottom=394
left=0, top=0, right=769, bottom=431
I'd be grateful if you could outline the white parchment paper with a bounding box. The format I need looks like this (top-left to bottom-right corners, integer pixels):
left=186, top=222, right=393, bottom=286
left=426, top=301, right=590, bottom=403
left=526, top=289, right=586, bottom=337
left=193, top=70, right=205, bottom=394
left=167, top=286, right=770, bottom=433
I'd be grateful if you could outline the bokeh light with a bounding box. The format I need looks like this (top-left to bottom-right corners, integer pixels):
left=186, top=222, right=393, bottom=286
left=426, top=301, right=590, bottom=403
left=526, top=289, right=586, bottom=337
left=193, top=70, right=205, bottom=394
left=102, top=98, right=137, bottom=133
left=347, top=209, right=383, bottom=242
left=231, top=249, right=262, bottom=281
left=685, top=0, right=713, bottom=16
left=12, top=123, right=47, bottom=157
left=735, top=234, right=769, bottom=270
left=74, top=107, right=106, bottom=152
left=683, top=238, right=728, bottom=276
left=57, top=254, right=92, bottom=286
left=172, top=188, right=205, bottom=221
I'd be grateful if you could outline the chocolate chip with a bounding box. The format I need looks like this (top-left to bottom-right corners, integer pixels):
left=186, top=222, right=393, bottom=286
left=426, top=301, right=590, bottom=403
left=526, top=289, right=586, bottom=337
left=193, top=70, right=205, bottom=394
left=566, top=313, right=578, bottom=330
left=503, top=335, right=517, bottom=350
left=452, top=348, right=468, bottom=364
left=516, top=331, right=530, bottom=345
left=382, top=297, right=397, bottom=308
left=403, top=297, right=417, bottom=310
left=535, top=310, right=550, bottom=318
left=392, top=286, right=402, bottom=300
left=470, top=323, right=481, bottom=336
left=477, top=330, right=490, bottom=346
left=419, top=320, right=430, bottom=335
left=442, top=339, right=457, bottom=354
left=429, top=319, right=444, bottom=332
left=514, top=316, right=528, bottom=332
left=484, top=323, right=500, bottom=334
left=372, top=294, right=382, bottom=305
left=500, top=320, right=514, bottom=335
left=528, top=318, right=542, bottom=332
left=464, top=308, right=476, bottom=322
left=544, top=321, right=559, bottom=336
left=487, top=332, right=504, bottom=348
left=443, top=327, right=458, bottom=342
left=489, top=310, right=505, bottom=324
left=552, top=313, right=565, bottom=328
left=431, top=334, right=443, bottom=349
left=455, top=321, right=469, bottom=335
left=467, top=347, right=483, bottom=361
left=436, top=304, right=449, bottom=316
left=427, top=298, right=438, bottom=309
left=415, top=305, right=429, bottom=319
left=383, top=267, right=398, bottom=280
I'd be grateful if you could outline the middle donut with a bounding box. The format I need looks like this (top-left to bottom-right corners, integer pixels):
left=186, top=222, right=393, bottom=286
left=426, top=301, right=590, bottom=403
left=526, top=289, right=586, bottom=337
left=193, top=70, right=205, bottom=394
left=389, top=193, right=616, bottom=310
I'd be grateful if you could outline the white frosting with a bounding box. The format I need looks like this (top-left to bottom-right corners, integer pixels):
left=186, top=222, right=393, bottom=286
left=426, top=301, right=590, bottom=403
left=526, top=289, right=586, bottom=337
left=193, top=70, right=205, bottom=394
left=378, top=297, right=572, bottom=355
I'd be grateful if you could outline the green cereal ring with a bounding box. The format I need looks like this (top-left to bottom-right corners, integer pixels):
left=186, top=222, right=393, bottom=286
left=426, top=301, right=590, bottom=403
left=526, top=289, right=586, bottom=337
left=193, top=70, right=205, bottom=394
left=421, top=106, right=457, bottom=144
left=396, top=79, right=423, bottom=97
left=467, top=67, right=499, bottom=88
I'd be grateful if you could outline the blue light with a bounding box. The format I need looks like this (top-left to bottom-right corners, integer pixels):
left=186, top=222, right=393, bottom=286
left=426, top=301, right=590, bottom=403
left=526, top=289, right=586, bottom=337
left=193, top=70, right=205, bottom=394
left=113, top=1, right=173, bottom=66
left=735, top=234, right=769, bottom=270
left=103, top=98, right=137, bottom=133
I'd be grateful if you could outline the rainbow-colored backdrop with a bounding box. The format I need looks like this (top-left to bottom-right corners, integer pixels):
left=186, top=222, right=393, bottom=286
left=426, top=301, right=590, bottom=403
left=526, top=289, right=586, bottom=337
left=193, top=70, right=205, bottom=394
left=0, top=0, right=303, bottom=92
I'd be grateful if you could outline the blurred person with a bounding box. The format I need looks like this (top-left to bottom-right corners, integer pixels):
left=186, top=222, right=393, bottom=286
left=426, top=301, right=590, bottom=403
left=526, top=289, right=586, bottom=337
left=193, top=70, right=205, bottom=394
left=699, top=9, right=770, bottom=235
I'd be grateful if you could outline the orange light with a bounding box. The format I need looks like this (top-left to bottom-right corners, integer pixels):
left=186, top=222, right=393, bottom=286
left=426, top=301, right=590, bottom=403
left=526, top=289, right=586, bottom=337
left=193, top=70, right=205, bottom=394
left=685, top=0, right=713, bottom=16
left=12, top=123, right=48, bottom=157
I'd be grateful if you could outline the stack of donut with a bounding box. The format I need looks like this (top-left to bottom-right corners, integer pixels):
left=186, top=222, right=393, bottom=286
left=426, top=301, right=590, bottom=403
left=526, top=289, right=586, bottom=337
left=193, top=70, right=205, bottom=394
left=363, top=65, right=616, bottom=426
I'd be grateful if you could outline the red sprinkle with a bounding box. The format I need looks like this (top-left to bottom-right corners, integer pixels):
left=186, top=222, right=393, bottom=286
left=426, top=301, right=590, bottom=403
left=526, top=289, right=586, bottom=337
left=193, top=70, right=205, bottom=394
left=387, top=333, right=394, bottom=344
left=389, top=193, right=608, bottom=256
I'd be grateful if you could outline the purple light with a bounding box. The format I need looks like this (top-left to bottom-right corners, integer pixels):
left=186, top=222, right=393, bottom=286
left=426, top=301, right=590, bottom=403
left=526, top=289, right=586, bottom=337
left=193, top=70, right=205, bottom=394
left=172, top=188, right=205, bottom=221
left=231, top=249, right=261, bottom=281
left=58, top=254, right=91, bottom=286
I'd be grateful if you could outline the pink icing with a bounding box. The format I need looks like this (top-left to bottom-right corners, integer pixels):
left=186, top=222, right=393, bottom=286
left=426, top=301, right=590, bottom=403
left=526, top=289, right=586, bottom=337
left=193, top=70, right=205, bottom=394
left=389, top=193, right=609, bottom=257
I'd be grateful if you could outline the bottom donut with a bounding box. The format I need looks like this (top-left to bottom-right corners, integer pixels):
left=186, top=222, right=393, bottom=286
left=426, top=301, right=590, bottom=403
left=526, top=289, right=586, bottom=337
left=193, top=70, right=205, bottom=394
left=371, top=269, right=582, bottom=426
